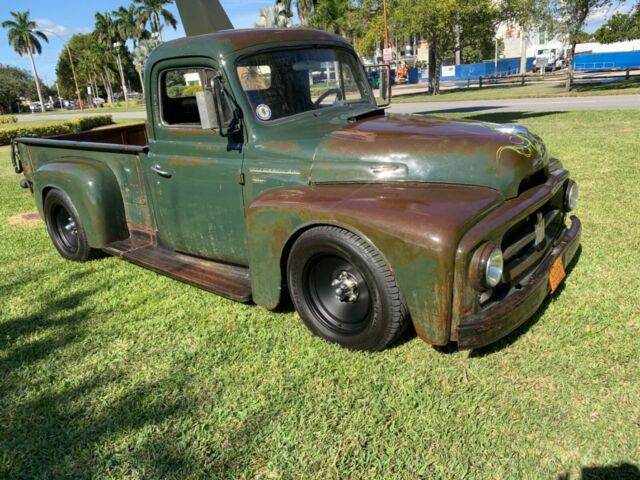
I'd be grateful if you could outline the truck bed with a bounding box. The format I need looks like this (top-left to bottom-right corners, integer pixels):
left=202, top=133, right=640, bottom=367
left=15, top=123, right=151, bottom=229
left=17, top=123, right=149, bottom=154
left=49, top=123, right=148, bottom=148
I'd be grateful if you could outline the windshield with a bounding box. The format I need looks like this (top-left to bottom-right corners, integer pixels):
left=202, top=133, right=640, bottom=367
left=236, top=47, right=374, bottom=122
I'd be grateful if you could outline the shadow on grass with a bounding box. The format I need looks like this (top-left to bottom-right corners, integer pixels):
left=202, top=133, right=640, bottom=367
left=0, top=265, right=292, bottom=479
left=415, top=105, right=501, bottom=115
left=0, top=268, right=195, bottom=478
left=558, top=462, right=640, bottom=480
left=468, top=246, right=582, bottom=357
left=572, top=79, right=640, bottom=93
left=461, top=110, right=565, bottom=124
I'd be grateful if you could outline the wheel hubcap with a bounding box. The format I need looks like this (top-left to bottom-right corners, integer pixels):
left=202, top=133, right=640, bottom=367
left=64, top=218, right=78, bottom=236
left=52, top=206, right=80, bottom=253
left=304, top=255, right=372, bottom=335
left=331, top=271, right=359, bottom=303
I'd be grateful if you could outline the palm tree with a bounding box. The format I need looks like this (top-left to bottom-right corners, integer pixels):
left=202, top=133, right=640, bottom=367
left=280, top=0, right=316, bottom=27
left=133, top=36, right=160, bottom=95
left=2, top=10, right=48, bottom=110
left=134, top=0, right=177, bottom=42
left=93, top=12, right=119, bottom=104
left=113, top=4, right=148, bottom=47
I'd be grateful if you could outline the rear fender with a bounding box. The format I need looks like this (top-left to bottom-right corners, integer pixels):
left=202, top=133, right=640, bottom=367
left=246, top=183, right=503, bottom=345
left=34, top=160, right=128, bottom=248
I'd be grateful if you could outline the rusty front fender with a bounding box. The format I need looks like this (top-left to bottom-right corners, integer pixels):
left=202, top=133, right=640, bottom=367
left=246, top=182, right=503, bottom=345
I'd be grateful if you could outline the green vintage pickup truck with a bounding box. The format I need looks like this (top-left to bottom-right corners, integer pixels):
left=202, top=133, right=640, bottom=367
left=12, top=29, right=581, bottom=351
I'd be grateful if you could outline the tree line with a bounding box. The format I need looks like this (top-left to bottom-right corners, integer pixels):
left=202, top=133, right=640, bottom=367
left=266, top=0, right=640, bottom=93
left=3, top=0, right=640, bottom=112
left=2, top=0, right=177, bottom=111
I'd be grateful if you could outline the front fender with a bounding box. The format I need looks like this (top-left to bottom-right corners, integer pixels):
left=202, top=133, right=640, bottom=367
left=34, top=160, right=128, bottom=248
left=247, top=182, right=503, bottom=345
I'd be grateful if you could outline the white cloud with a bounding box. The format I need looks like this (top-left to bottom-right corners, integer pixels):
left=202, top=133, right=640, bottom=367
left=35, top=18, right=91, bottom=39
left=586, top=2, right=635, bottom=28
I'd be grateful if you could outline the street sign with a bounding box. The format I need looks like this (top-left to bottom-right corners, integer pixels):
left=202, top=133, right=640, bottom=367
left=383, top=48, right=393, bottom=63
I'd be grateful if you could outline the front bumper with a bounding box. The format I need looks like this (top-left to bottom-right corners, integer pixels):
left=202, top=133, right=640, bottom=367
left=457, top=215, right=581, bottom=350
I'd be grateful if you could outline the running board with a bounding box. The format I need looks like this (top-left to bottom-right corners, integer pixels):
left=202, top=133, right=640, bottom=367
left=104, top=233, right=252, bottom=303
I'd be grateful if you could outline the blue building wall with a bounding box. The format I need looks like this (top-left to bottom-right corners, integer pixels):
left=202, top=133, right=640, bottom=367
left=440, top=58, right=535, bottom=80
left=573, top=51, right=640, bottom=71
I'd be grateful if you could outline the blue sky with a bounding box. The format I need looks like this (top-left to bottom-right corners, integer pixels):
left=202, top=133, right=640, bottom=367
left=0, top=0, right=635, bottom=85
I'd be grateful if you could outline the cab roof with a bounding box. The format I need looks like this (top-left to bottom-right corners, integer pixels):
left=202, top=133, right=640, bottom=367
left=150, top=28, right=351, bottom=64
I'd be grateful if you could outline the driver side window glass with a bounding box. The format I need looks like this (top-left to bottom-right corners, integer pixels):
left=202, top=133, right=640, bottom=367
left=342, top=64, right=365, bottom=102
left=160, top=67, right=219, bottom=129
left=310, top=62, right=340, bottom=105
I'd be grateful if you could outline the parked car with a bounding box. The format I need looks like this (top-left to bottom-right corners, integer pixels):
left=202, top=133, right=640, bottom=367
left=28, top=102, right=42, bottom=113
left=12, top=29, right=581, bottom=352
left=93, top=97, right=106, bottom=107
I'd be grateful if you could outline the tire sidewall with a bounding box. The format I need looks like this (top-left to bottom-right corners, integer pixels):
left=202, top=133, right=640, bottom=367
left=44, top=189, right=92, bottom=262
left=288, top=229, right=396, bottom=351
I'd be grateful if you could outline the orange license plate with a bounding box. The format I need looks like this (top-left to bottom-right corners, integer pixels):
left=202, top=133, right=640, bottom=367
left=549, top=257, right=566, bottom=293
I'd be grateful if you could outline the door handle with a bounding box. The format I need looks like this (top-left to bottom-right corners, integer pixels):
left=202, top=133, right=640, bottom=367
left=150, top=164, right=172, bottom=178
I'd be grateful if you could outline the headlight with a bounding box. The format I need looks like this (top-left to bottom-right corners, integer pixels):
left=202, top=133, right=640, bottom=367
left=565, top=180, right=578, bottom=211
left=470, top=243, right=504, bottom=291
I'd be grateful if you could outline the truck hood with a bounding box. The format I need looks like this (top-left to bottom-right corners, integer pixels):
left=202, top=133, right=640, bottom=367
left=311, top=113, right=550, bottom=199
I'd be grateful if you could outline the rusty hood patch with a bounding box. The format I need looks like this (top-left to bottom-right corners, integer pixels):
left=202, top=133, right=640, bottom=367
left=311, top=114, right=549, bottom=199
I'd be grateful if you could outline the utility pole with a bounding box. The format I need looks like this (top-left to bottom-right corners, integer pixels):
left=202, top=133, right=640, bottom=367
left=66, top=45, right=83, bottom=111
left=495, top=38, right=499, bottom=77
left=381, top=0, right=392, bottom=102
left=45, top=30, right=83, bottom=111
left=383, top=0, right=390, bottom=51
left=55, top=82, right=62, bottom=110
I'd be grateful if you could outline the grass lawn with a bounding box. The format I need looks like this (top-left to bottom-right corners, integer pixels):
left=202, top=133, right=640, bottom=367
left=392, top=79, right=640, bottom=103
left=1, top=111, right=639, bottom=479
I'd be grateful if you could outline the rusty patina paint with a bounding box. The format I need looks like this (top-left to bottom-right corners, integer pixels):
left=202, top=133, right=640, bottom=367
left=247, top=182, right=503, bottom=345
left=313, top=114, right=549, bottom=199
left=15, top=29, right=581, bottom=349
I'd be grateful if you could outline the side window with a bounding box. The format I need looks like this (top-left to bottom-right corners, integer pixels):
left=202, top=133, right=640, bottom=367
left=160, top=67, right=220, bottom=129
left=341, top=63, right=367, bottom=102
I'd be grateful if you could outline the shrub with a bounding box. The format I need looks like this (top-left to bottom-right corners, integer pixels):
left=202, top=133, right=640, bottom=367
left=0, top=115, right=114, bottom=146
left=0, top=115, right=17, bottom=124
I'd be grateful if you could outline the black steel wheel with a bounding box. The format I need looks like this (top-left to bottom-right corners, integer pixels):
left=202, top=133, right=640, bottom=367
left=44, top=189, right=97, bottom=262
left=287, top=226, right=409, bottom=351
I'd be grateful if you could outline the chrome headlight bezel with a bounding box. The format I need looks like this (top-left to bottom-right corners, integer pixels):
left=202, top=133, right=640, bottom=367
left=470, top=243, right=504, bottom=291
left=565, top=180, right=578, bottom=212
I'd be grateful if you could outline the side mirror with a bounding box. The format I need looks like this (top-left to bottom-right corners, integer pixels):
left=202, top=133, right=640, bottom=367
left=195, top=90, right=218, bottom=130
left=213, top=76, right=241, bottom=137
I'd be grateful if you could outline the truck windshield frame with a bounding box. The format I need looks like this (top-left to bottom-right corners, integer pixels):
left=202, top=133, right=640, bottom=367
left=235, top=46, right=375, bottom=123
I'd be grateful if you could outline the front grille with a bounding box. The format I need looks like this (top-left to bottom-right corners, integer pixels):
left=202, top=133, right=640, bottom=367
left=500, top=193, right=565, bottom=285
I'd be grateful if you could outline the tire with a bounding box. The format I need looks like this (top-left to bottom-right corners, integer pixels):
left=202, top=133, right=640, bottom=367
left=43, top=189, right=98, bottom=262
left=287, top=226, right=409, bottom=351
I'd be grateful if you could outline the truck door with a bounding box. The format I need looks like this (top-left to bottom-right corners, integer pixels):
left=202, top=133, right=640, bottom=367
left=145, top=59, right=247, bottom=265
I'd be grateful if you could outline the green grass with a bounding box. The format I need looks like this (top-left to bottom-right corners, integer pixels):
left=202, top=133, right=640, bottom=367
left=1, top=111, right=639, bottom=479
left=392, top=80, right=640, bottom=103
